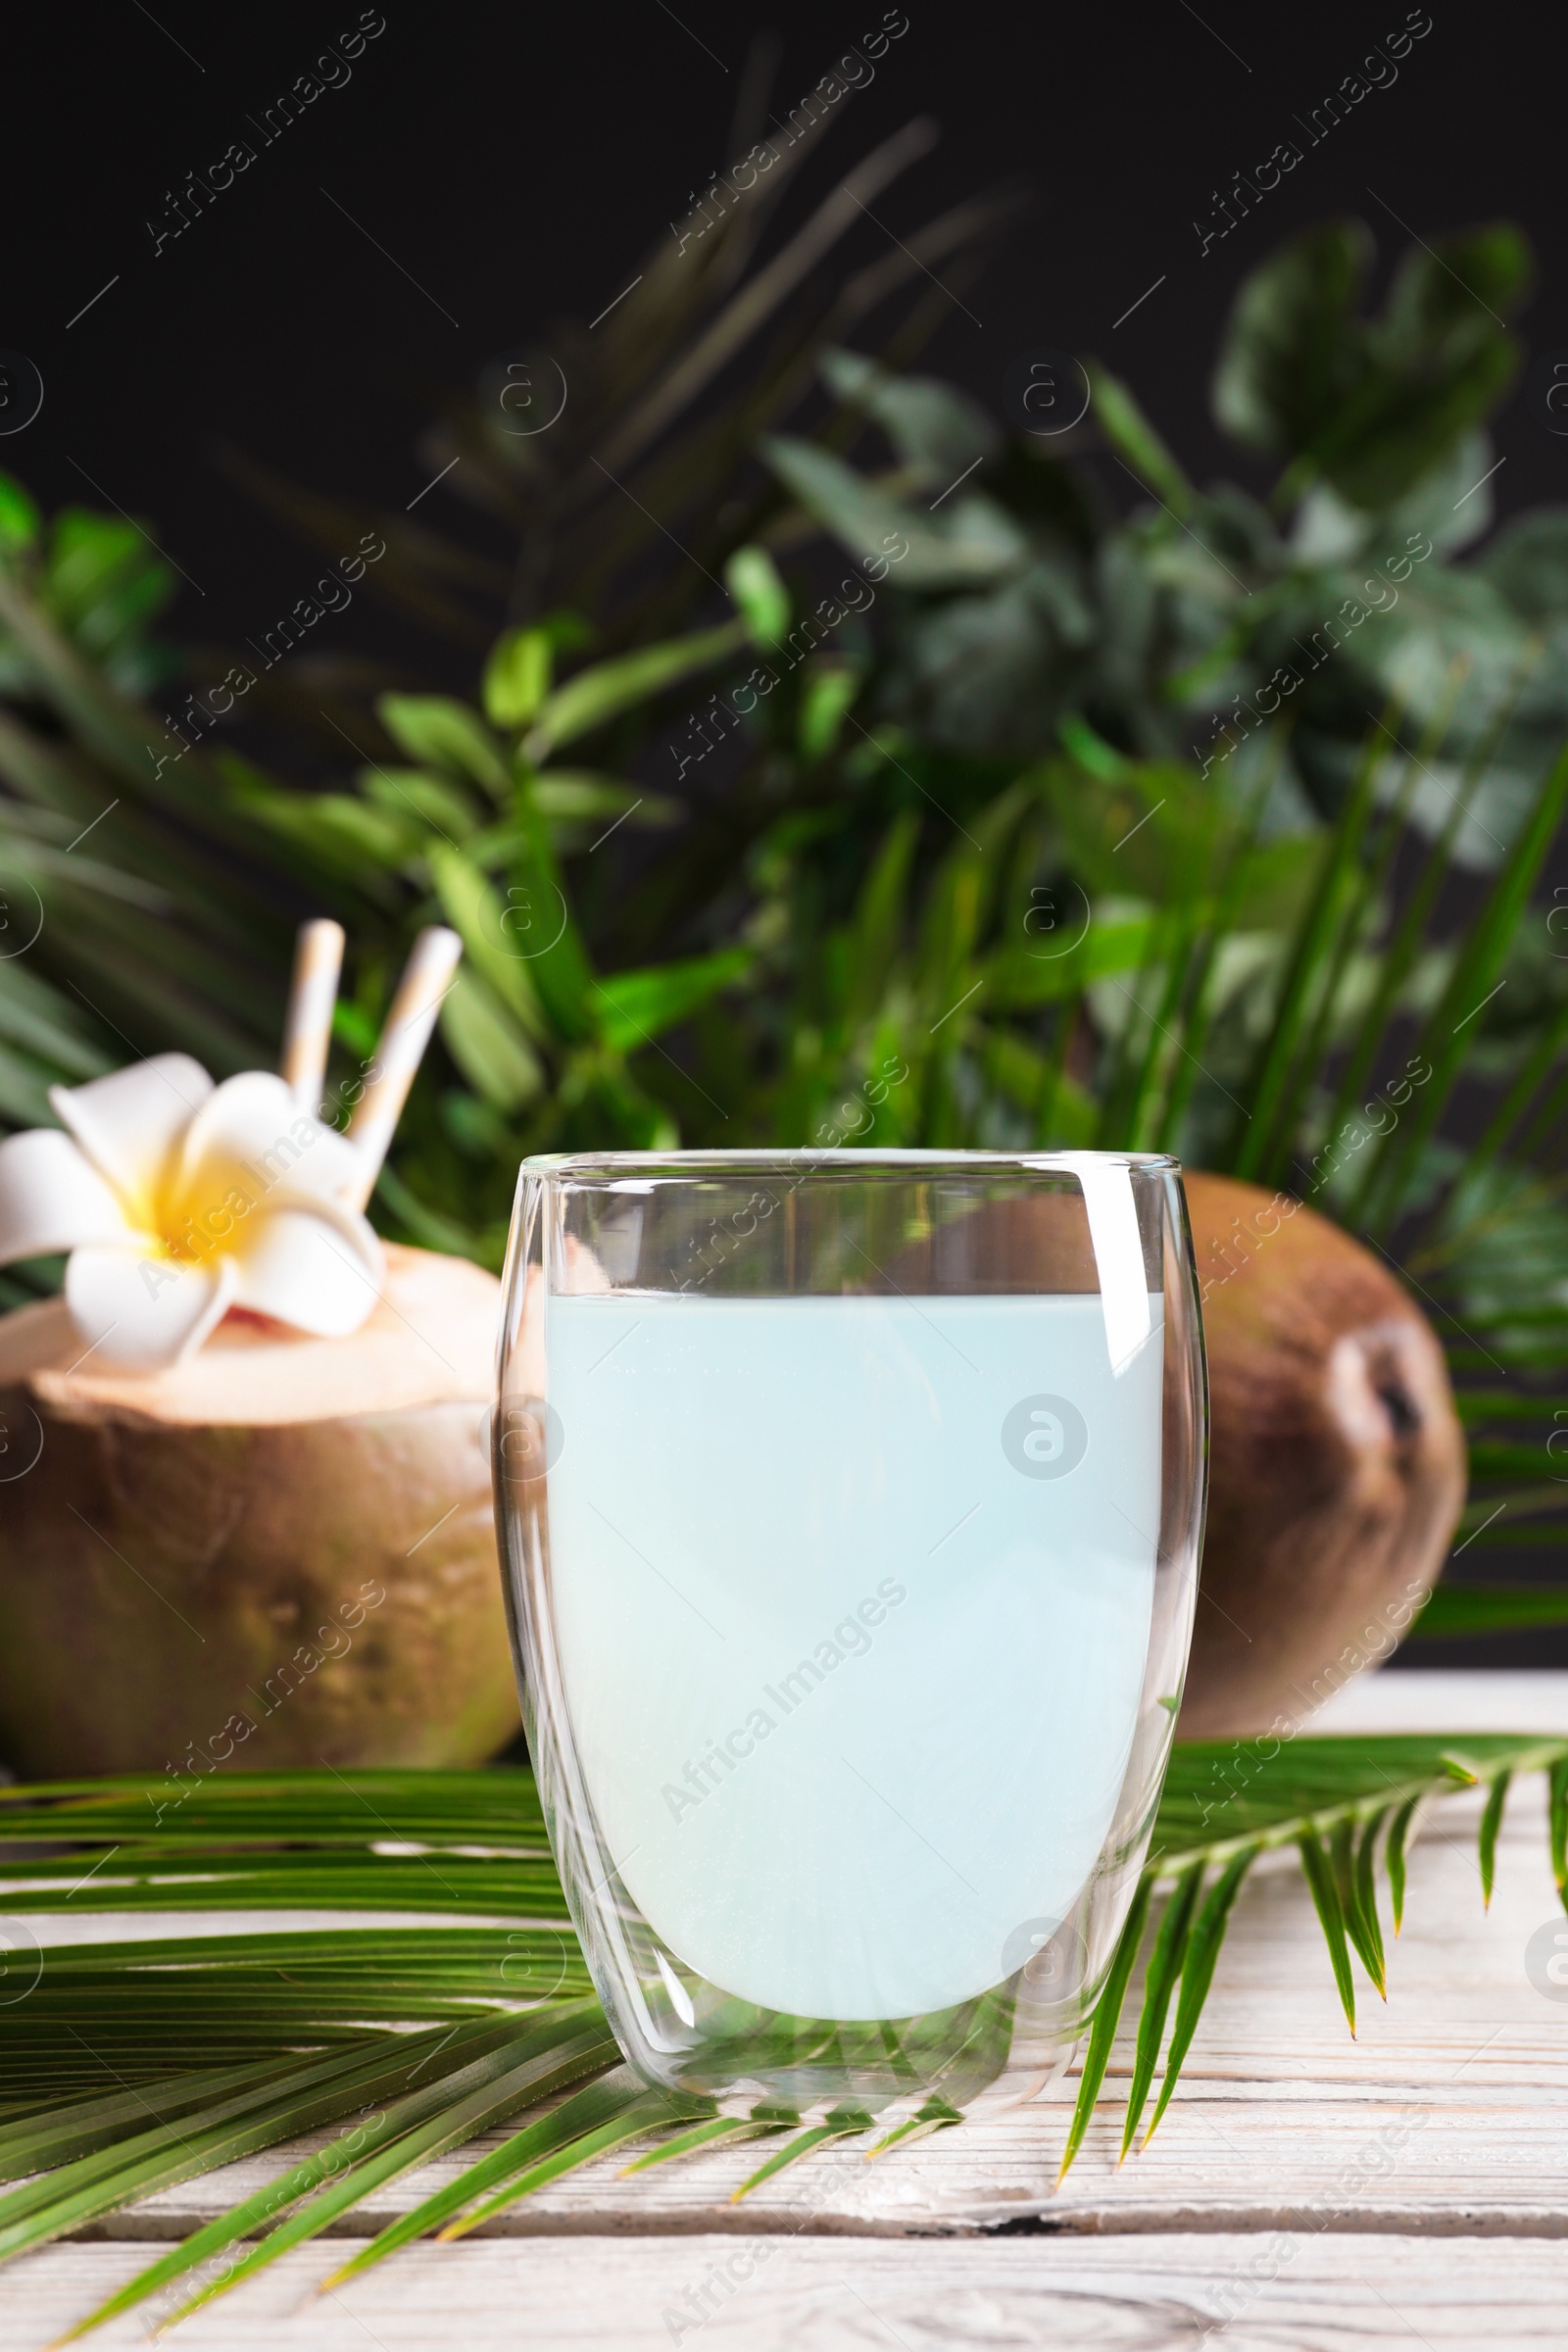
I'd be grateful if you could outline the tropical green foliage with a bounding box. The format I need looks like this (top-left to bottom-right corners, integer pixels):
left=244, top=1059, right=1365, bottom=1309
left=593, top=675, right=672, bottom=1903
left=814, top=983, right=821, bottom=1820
left=2, top=205, right=1566, bottom=1606
left=0, top=108, right=1006, bottom=1251
left=1060, top=1731, right=1568, bottom=2175
left=0, top=1740, right=1560, bottom=2331
left=766, top=220, right=1553, bottom=838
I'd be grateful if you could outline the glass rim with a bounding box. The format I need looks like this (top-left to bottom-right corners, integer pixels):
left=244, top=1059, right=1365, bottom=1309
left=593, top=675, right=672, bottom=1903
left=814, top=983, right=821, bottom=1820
left=523, top=1148, right=1183, bottom=1178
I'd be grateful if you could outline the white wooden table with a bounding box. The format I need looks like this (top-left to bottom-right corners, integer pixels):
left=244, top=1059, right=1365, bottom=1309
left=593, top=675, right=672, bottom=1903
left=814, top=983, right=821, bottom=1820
left=7, top=1669, right=1568, bottom=2349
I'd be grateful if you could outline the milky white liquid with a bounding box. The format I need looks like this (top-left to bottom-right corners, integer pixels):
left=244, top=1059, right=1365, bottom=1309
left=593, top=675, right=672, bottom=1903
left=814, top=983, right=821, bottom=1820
left=546, top=1292, right=1162, bottom=2021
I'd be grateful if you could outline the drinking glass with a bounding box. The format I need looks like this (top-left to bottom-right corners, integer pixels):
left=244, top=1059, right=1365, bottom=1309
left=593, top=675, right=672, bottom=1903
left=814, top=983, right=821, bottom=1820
left=495, top=1151, right=1204, bottom=2115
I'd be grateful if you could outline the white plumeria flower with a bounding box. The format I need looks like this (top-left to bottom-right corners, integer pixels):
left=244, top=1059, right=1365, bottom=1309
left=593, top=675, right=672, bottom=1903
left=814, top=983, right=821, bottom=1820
left=0, top=1054, right=383, bottom=1370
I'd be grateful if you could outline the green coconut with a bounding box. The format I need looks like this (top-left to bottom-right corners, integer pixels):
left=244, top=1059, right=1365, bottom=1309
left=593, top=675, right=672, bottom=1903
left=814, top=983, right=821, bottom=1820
left=0, top=1242, right=520, bottom=1778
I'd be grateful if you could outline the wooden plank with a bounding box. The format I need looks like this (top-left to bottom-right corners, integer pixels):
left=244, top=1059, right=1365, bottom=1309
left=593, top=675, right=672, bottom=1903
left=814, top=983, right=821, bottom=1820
left=12, top=2230, right=1568, bottom=2349
left=65, top=1671, right=1568, bottom=2243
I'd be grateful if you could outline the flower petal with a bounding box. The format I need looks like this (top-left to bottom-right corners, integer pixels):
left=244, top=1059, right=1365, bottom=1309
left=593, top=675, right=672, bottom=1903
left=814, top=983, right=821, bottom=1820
left=229, top=1202, right=384, bottom=1337
left=0, top=1129, right=140, bottom=1264
left=173, top=1071, right=366, bottom=1216
left=65, top=1244, right=238, bottom=1370
left=50, top=1056, right=211, bottom=1218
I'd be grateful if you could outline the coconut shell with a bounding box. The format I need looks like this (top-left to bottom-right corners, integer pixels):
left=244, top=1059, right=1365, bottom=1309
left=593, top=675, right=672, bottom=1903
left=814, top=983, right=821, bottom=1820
left=1181, top=1172, right=1466, bottom=1737
left=881, top=1172, right=1464, bottom=1737
left=0, top=1244, right=521, bottom=1777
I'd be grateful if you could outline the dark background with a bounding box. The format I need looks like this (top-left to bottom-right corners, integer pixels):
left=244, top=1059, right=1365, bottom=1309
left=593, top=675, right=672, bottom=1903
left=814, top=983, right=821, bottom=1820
left=4, top=0, right=1564, bottom=1668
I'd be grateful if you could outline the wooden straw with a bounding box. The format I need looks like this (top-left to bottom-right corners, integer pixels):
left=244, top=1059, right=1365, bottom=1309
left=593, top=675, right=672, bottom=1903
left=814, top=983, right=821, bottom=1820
left=280, top=920, right=345, bottom=1111
left=344, top=926, right=463, bottom=1210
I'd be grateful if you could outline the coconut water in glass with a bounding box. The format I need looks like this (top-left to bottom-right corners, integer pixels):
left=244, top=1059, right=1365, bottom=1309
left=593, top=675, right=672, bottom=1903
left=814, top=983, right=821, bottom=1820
left=495, top=1152, right=1204, bottom=2113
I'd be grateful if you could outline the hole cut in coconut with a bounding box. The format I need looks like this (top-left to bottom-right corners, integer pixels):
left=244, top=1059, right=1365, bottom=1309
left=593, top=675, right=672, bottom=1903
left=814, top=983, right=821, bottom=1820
left=0, top=1244, right=499, bottom=1427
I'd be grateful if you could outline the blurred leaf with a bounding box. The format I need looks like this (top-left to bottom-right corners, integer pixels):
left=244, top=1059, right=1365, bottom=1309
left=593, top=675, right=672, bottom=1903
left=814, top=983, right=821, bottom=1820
left=1212, top=219, right=1373, bottom=464
left=1083, top=365, right=1195, bottom=517
left=985, top=910, right=1153, bottom=1010
left=1411, top=1583, right=1568, bottom=1637
left=1480, top=509, right=1568, bottom=623
left=507, top=791, right=597, bottom=1043
left=820, top=347, right=999, bottom=477
left=1362, top=728, right=1568, bottom=1227
left=0, top=959, right=114, bottom=1080
left=236, top=784, right=420, bottom=878
left=724, top=546, right=790, bottom=651
left=592, top=950, right=751, bottom=1053
left=375, top=696, right=511, bottom=797
left=46, top=514, right=175, bottom=656
left=0, top=471, right=39, bottom=557
left=360, top=767, right=481, bottom=840
left=797, top=662, right=861, bottom=761
left=1057, top=713, right=1129, bottom=780
left=526, top=622, right=748, bottom=760
left=426, top=843, right=547, bottom=1036
left=763, top=436, right=1025, bottom=586
left=1220, top=218, right=1532, bottom=512
left=0, top=1040, right=57, bottom=1126
left=530, top=773, right=679, bottom=828
left=482, top=628, right=553, bottom=731
left=439, top=967, right=544, bottom=1111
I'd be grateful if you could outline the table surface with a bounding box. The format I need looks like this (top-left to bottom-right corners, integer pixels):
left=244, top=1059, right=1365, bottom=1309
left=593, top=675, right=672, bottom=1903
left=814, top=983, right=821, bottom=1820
left=7, top=1668, right=1568, bottom=2350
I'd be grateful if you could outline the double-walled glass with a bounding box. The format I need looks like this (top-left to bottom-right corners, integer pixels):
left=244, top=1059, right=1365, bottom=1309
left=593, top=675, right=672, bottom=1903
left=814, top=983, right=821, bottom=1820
left=495, top=1152, right=1204, bottom=2116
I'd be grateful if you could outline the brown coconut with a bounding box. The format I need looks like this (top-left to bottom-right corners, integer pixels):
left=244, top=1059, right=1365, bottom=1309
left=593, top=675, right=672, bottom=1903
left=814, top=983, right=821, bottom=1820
left=1180, top=1172, right=1466, bottom=1737
left=884, top=1174, right=1465, bottom=1738
left=0, top=1243, right=520, bottom=1777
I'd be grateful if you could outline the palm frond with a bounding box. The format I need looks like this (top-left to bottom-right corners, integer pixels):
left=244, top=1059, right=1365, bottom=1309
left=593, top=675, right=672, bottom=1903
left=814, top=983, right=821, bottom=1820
left=436, top=2081, right=710, bottom=2245
left=728, top=2106, right=874, bottom=2203
left=326, top=2073, right=702, bottom=2287
left=0, top=1735, right=1559, bottom=2330
left=139, top=2031, right=640, bottom=2332
left=1296, top=1829, right=1358, bottom=2033
left=863, top=2094, right=963, bottom=2158
left=1118, top=1860, right=1202, bottom=2159
left=619, top=2113, right=784, bottom=2175
left=1055, top=1732, right=1568, bottom=2180
left=1142, top=1847, right=1256, bottom=2145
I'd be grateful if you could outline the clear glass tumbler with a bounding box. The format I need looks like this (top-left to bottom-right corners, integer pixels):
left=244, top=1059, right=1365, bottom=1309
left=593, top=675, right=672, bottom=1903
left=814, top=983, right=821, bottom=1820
left=495, top=1151, right=1204, bottom=2116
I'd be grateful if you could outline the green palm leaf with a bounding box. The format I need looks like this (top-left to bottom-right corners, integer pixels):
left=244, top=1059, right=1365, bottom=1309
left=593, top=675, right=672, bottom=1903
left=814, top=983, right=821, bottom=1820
left=1479, top=1771, right=1512, bottom=1909
left=730, top=2105, right=875, bottom=2202
left=1298, top=1828, right=1358, bottom=2033
left=863, top=2094, right=963, bottom=2158
left=1118, top=1859, right=1201, bottom=2160
left=1351, top=1808, right=1391, bottom=1991
left=1362, top=727, right=1568, bottom=1234
left=151, top=2029, right=632, bottom=2331
left=620, top=2112, right=787, bottom=2175
left=1331, top=1811, right=1387, bottom=1998
left=1143, top=1849, right=1256, bottom=2148
left=1387, top=1792, right=1422, bottom=1934
left=435, top=2079, right=702, bottom=2242
left=324, top=2073, right=693, bottom=2287
left=0, top=1732, right=1560, bottom=2331
left=0, top=2026, right=483, bottom=2267
left=1058, top=1731, right=1568, bottom=2180
left=1056, top=1869, right=1153, bottom=2183
left=59, top=2008, right=615, bottom=2338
